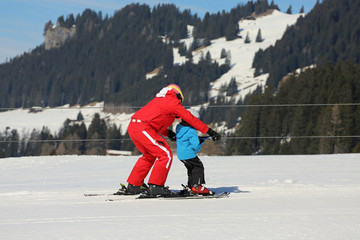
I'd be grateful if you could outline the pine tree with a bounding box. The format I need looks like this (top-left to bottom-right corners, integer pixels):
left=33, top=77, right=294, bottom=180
left=225, top=20, right=239, bottom=41
left=25, top=129, right=42, bottom=156
left=299, top=5, right=305, bottom=13
left=77, top=122, right=87, bottom=154
left=226, top=77, right=238, bottom=96
left=286, top=5, right=292, bottom=14
left=205, top=51, right=212, bottom=62
left=77, top=111, right=84, bottom=121
left=270, top=0, right=278, bottom=9
left=244, top=31, right=251, bottom=43
left=256, top=29, right=263, bottom=42
left=88, top=113, right=106, bottom=139
left=220, top=48, right=227, bottom=58
left=106, top=124, right=122, bottom=150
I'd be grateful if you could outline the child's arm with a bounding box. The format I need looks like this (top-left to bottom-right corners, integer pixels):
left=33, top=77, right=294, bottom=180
left=199, top=136, right=211, bottom=143
left=188, top=130, right=206, bottom=152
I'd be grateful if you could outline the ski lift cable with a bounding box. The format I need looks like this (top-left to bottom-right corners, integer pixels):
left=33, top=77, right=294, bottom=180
left=1, top=102, right=360, bottom=111
left=2, top=135, right=360, bottom=143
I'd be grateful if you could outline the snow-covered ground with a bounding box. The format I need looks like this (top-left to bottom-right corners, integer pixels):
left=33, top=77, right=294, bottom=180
left=1, top=154, right=359, bottom=239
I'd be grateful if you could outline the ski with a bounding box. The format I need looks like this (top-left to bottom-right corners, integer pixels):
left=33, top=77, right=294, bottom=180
left=84, top=183, right=139, bottom=197
left=86, top=183, right=230, bottom=201
left=84, top=193, right=137, bottom=197
left=106, top=195, right=139, bottom=201
left=105, top=192, right=229, bottom=201
left=167, top=192, right=230, bottom=199
left=84, top=193, right=140, bottom=201
left=136, top=192, right=230, bottom=200
left=84, top=193, right=110, bottom=197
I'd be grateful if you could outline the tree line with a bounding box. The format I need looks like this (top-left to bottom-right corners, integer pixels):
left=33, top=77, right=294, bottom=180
left=0, top=113, right=133, bottom=158
left=226, top=62, right=360, bottom=155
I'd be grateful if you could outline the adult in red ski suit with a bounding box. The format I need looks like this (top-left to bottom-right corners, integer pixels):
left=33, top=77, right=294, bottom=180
left=127, top=84, right=220, bottom=191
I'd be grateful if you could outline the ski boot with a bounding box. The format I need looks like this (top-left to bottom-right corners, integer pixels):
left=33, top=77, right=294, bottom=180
left=191, top=184, right=215, bottom=196
left=147, top=184, right=173, bottom=197
left=114, top=183, right=149, bottom=195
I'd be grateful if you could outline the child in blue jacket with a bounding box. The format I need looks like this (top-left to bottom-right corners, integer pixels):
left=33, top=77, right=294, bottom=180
left=176, top=109, right=213, bottom=195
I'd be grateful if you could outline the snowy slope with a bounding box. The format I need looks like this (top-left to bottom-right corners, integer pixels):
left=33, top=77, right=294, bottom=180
left=0, top=10, right=304, bottom=137
left=173, top=10, right=304, bottom=102
left=1, top=154, right=359, bottom=239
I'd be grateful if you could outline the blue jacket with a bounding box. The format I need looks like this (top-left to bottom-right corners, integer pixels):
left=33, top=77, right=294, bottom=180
left=176, top=124, right=205, bottom=160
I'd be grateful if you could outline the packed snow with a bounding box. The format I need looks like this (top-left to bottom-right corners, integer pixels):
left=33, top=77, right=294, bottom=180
left=0, top=154, right=359, bottom=239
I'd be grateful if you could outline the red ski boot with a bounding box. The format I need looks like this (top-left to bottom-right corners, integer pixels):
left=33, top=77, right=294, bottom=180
left=191, top=184, right=214, bottom=195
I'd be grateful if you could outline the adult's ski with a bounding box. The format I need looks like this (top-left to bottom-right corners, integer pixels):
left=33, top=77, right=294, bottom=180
left=84, top=183, right=137, bottom=197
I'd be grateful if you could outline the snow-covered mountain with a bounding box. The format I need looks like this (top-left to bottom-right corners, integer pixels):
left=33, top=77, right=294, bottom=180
left=173, top=10, right=304, bottom=103
left=0, top=10, right=304, bottom=137
left=1, top=154, right=359, bottom=239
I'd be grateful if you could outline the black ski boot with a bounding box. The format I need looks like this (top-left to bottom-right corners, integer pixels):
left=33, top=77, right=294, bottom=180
left=114, top=183, right=148, bottom=195
left=148, top=184, right=172, bottom=197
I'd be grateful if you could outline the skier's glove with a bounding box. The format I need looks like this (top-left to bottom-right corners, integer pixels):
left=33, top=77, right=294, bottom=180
left=207, top=128, right=221, bottom=142
left=167, top=130, right=176, bottom=141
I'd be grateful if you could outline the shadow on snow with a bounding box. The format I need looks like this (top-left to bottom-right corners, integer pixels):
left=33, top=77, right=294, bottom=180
left=209, top=186, right=250, bottom=194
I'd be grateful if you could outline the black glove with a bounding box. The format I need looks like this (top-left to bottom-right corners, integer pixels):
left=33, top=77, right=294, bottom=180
left=167, top=130, right=176, bottom=141
left=207, top=128, right=221, bottom=142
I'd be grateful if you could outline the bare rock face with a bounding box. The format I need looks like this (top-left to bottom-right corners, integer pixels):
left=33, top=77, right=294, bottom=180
left=44, top=24, right=76, bottom=50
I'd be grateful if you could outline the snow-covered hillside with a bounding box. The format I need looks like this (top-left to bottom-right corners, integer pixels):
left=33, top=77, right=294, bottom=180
left=0, top=10, right=304, bottom=137
left=1, top=154, right=359, bottom=239
left=173, top=10, right=304, bottom=102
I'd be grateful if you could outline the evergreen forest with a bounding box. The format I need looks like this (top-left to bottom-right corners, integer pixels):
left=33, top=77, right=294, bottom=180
left=0, top=0, right=277, bottom=109
left=225, top=0, right=360, bottom=154
left=0, top=0, right=278, bottom=157
left=226, top=62, right=360, bottom=154
left=252, top=0, right=360, bottom=88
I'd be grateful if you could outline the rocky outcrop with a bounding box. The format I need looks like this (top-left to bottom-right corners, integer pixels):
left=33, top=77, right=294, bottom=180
left=44, top=23, right=76, bottom=50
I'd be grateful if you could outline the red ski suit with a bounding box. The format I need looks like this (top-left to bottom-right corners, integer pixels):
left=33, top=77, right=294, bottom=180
left=127, top=87, right=209, bottom=186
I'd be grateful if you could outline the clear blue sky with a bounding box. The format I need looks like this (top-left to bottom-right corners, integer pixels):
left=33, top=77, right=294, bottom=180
left=0, top=0, right=318, bottom=63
